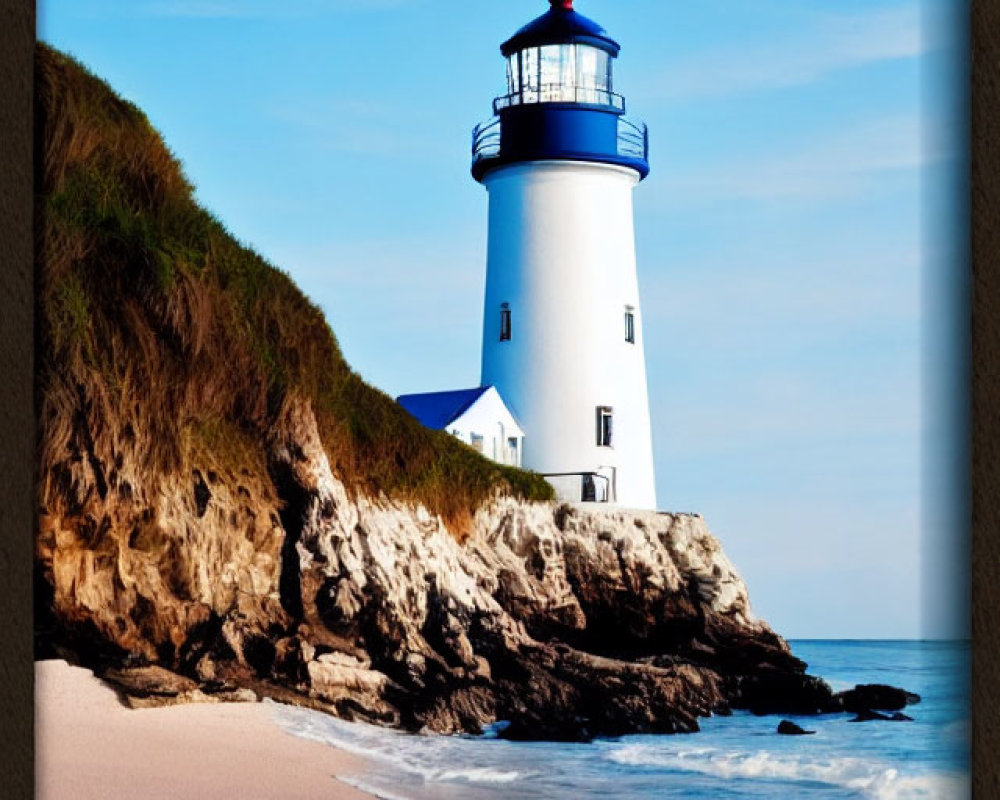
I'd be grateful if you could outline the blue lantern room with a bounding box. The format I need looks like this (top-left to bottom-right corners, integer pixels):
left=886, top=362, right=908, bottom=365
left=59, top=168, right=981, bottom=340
left=472, top=0, right=649, bottom=183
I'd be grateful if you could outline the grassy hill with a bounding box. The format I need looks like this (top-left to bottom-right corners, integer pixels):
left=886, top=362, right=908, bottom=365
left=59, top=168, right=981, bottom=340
left=35, top=42, right=552, bottom=537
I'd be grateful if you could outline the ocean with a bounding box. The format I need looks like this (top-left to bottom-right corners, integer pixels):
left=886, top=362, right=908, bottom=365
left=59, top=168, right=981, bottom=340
left=271, top=641, right=970, bottom=799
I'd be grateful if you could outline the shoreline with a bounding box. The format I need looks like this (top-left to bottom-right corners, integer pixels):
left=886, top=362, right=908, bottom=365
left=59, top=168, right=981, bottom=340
left=35, top=659, right=378, bottom=800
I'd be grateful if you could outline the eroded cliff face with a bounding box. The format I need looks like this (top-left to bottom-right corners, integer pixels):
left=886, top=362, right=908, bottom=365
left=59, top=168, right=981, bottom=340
left=38, top=392, right=849, bottom=741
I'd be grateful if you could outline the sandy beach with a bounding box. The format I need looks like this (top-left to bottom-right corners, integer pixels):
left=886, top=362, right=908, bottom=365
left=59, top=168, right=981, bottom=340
left=35, top=659, right=376, bottom=800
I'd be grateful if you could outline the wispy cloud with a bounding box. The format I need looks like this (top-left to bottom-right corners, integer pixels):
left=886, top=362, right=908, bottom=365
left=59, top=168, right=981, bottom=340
left=649, top=113, right=937, bottom=205
left=139, top=0, right=413, bottom=19
left=641, top=244, right=923, bottom=333
left=647, top=5, right=926, bottom=100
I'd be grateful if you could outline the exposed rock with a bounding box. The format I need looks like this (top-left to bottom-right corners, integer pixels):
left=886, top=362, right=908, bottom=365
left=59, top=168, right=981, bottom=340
left=837, top=684, right=922, bottom=712
left=777, top=720, right=815, bottom=735
left=100, top=664, right=257, bottom=708
left=102, top=665, right=199, bottom=698
left=121, top=686, right=259, bottom=710
left=37, top=393, right=919, bottom=740
left=38, top=389, right=924, bottom=740
left=735, top=672, right=840, bottom=716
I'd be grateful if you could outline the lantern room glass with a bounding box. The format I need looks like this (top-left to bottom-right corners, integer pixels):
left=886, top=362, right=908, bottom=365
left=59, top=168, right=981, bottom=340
left=501, top=44, right=617, bottom=110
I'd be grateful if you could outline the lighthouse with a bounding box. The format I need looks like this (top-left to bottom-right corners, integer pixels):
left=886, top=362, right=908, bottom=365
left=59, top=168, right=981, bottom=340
left=472, top=0, right=657, bottom=509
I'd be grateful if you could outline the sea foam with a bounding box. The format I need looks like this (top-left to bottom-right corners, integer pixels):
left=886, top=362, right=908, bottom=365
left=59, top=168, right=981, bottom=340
left=269, top=701, right=531, bottom=790
left=607, top=744, right=968, bottom=800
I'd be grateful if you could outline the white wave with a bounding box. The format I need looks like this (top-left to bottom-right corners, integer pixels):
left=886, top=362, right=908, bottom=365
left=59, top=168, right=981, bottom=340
left=608, top=744, right=969, bottom=799
left=430, top=768, right=521, bottom=783
left=858, top=772, right=970, bottom=800
left=266, top=700, right=969, bottom=800
left=266, top=701, right=530, bottom=789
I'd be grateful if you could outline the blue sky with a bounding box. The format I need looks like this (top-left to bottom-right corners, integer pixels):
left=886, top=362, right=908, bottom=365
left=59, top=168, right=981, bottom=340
left=39, top=0, right=967, bottom=640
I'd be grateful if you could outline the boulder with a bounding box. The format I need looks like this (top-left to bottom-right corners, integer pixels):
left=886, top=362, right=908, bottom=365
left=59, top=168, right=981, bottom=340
left=837, top=684, right=921, bottom=712
left=101, top=665, right=198, bottom=698
left=777, top=719, right=815, bottom=735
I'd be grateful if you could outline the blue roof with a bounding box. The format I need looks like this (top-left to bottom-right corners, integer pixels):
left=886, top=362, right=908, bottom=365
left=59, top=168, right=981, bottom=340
left=396, top=386, right=492, bottom=430
left=501, top=2, right=620, bottom=58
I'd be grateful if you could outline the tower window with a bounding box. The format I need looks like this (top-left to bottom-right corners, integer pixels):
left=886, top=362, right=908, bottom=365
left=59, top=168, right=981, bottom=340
left=596, top=406, right=613, bottom=447
left=625, top=307, right=635, bottom=343
left=500, top=303, right=511, bottom=341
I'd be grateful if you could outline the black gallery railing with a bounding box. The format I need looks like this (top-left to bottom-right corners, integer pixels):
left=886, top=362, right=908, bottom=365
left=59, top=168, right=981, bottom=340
left=492, top=84, right=626, bottom=114
left=472, top=115, right=648, bottom=164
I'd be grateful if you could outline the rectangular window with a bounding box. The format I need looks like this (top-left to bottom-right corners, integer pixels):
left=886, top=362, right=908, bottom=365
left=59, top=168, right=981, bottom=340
left=625, top=308, right=635, bottom=343
left=507, top=436, right=519, bottom=466
left=539, top=44, right=561, bottom=100
left=521, top=47, right=539, bottom=102
left=500, top=303, right=511, bottom=341
left=576, top=46, right=610, bottom=104
left=506, top=55, right=521, bottom=96
left=559, top=44, right=576, bottom=99
left=597, top=406, right=613, bottom=447
left=470, top=433, right=484, bottom=453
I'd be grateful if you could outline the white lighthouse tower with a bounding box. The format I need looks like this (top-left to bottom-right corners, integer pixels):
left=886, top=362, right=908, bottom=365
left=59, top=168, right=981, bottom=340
left=472, top=0, right=657, bottom=509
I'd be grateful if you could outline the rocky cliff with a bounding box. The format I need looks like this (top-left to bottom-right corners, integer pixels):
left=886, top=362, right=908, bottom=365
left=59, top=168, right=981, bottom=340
left=34, top=44, right=916, bottom=741
left=38, top=386, right=865, bottom=741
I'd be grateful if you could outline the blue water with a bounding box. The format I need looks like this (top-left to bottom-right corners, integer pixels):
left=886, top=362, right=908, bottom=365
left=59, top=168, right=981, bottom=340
left=272, top=641, right=970, bottom=799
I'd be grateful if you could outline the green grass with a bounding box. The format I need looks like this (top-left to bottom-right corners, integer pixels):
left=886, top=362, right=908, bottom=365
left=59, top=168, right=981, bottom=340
left=35, top=42, right=553, bottom=534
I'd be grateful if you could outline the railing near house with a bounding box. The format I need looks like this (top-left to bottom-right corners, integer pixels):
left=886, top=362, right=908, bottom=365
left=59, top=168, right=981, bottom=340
left=539, top=471, right=616, bottom=504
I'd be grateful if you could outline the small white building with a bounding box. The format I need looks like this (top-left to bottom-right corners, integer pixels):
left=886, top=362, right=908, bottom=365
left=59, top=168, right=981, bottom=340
left=396, top=386, right=524, bottom=468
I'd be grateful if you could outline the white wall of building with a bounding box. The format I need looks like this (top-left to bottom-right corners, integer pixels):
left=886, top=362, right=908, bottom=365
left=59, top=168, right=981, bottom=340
left=480, top=160, right=657, bottom=509
left=446, top=386, right=525, bottom=468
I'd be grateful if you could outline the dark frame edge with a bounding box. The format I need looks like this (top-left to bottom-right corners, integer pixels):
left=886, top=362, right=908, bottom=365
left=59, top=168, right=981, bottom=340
left=0, top=0, right=35, bottom=789
left=971, top=0, right=999, bottom=796
left=0, top=0, right=35, bottom=797
left=0, top=1, right=989, bottom=798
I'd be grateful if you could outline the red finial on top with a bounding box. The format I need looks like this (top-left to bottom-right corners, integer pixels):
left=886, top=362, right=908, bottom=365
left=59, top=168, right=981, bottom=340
left=549, top=0, right=574, bottom=9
